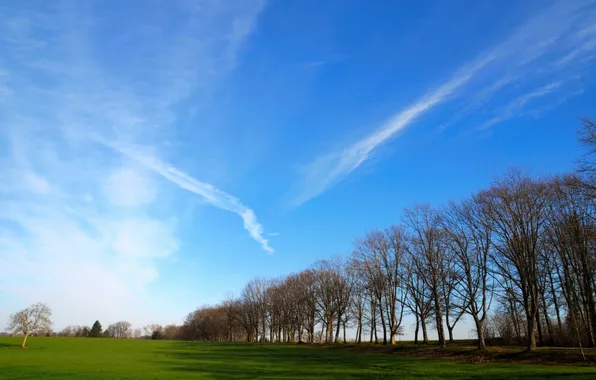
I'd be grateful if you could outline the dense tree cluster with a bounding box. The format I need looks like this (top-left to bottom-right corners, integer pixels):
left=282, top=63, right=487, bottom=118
left=176, top=118, right=596, bottom=352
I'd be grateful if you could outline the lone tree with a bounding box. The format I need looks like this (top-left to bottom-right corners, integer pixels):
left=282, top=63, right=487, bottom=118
left=90, top=320, right=102, bottom=338
left=7, top=303, right=52, bottom=349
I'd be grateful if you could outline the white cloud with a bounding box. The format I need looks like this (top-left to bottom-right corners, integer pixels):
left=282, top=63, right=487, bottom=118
left=103, top=167, right=157, bottom=207
left=23, top=171, right=51, bottom=194
left=290, top=54, right=493, bottom=206
left=481, top=81, right=564, bottom=129
left=0, top=0, right=266, bottom=329
left=291, top=0, right=596, bottom=206
left=110, top=218, right=178, bottom=261
left=102, top=141, right=274, bottom=254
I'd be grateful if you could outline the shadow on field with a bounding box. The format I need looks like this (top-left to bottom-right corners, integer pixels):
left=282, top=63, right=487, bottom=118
left=153, top=342, right=362, bottom=379
left=0, top=342, right=20, bottom=349
left=152, top=342, right=595, bottom=379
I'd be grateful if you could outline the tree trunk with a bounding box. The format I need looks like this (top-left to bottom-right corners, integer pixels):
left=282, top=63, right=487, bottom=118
left=549, top=270, right=563, bottom=341
left=527, top=312, right=537, bottom=351
left=434, top=299, right=446, bottom=347
left=370, top=297, right=376, bottom=343
left=326, top=317, right=334, bottom=343
left=334, top=313, right=342, bottom=343
left=421, top=317, right=429, bottom=344
left=378, top=299, right=387, bottom=345
left=535, top=309, right=544, bottom=346
left=21, top=333, right=30, bottom=349
left=319, top=323, right=325, bottom=343
left=447, top=326, right=454, bottom=344
left=474, top=317, right=486, bottom=350
left=414, top=313, right=420, bottom=344
left=374, top=320, right=378, bottom=344
left=541, top=296, right=554, bottom=346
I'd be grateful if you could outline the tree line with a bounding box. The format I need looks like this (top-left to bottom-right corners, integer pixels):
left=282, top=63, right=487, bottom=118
left=56, top=322, right=182, bottom=340
left=175, top=118, right=596, bottom=352
left=7, top=118, right=596, bottom=353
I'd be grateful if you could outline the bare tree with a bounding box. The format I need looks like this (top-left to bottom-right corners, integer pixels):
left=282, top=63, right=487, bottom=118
left=441, top=197, right=494, bottom=349
left=329, top=257, right=356, bottom=343
left=353, top=227, right=408, bottom=344
left=222, top=295, right=241, bottom=341
left=107, top=321, right=132, bottom=339
left=546, top=175, right=596, bottom=347
left=163, top=325, right=182, bottom=340
left=144, top=324, right=163, bottom=337
left=479, top=171, right=549, bottom=351
left=7, top=303, right=52, bottom=349
left=294, top=270, right=318, bottom=343
left=59, top=326, right=74, bottom=337
left=350, top=260, right=368, bottom=344
left=577, top=117, right=596, bottom=192
left=240, top=278, right=269, bottom=342
left=312, top=260, right=338, bottom=343
left=405, top=204, right=447, bottom=347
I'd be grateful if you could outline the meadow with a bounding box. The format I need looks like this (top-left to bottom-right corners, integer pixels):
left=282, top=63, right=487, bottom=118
left=1, top=337, right=596, bottom=379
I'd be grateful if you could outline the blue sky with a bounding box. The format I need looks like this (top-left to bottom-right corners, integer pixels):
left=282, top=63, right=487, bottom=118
left=1, top=0, right=596, bottom=337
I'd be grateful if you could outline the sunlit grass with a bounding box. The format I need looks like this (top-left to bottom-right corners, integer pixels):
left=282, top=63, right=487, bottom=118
left=0, top=337, right=595, bottom=379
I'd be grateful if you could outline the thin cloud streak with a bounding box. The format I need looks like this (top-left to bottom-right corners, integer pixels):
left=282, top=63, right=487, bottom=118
left=104, top=141, right=274, bottom=254
left=481, top=81, right=563, bottom=129
left=290, top=53, right=495, bottom=207
left=291, top=0, right=596, bottom=206
left=0, top=0, right=268, bottom=329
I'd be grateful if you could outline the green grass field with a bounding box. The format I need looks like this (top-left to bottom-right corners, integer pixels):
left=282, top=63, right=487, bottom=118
left=1, top=337, right=595, bottom=379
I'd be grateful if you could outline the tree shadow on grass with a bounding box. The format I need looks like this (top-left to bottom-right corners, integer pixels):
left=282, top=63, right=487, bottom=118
left=153, top=342, right=396, bottom=379
left=152, top=342, right=596, bottom=379
left=0, top=342, right=20, bottom=349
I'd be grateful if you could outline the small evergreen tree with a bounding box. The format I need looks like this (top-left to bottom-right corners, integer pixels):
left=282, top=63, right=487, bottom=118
left=90, top=320, right=102, bottom=338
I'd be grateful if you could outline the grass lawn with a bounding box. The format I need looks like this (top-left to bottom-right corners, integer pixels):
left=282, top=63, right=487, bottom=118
left=1, top=337, right=595, bottom=379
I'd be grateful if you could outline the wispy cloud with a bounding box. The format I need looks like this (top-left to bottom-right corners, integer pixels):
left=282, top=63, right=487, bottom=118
left=481, top=81, right=564, bottom=129
left=289, top=53, right=494, bottom=206
left=291, top=0, right=596, bottom=206
left=0, top=0, right=266, bottom=328
left=297, top=54, right=346, bottom=69
left=103, top=141, right=274, bottom=254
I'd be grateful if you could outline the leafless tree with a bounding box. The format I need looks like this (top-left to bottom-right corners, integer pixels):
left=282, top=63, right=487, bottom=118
left=402, top=254, right=432, bottom=344
left=546, top=175, right=596, bottom=347
left=221, top=294, right=241, bottom=341
left=405, top=204, right=447, bottom=347
left=107, top=321, right=132, bottom=339
left=350, top=260, right=368, bottom=344
left=312, top=260, right=339, bottom=343
left=479, top=171, right=549, bottom=351
left=441, top=197, right=494, bottom=349
left=143, top=323, right=163, bottom=336
left=59, top=326, right=75, bottom=337
left=7, top=303, right=52, bottom=348
left=240, top=278, right=269, bottom=342
left=293, top=270, right=318, bottom=343
left=353, top=227, right=407, bottom=344
left=577, top=117, right=596, bottom=193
